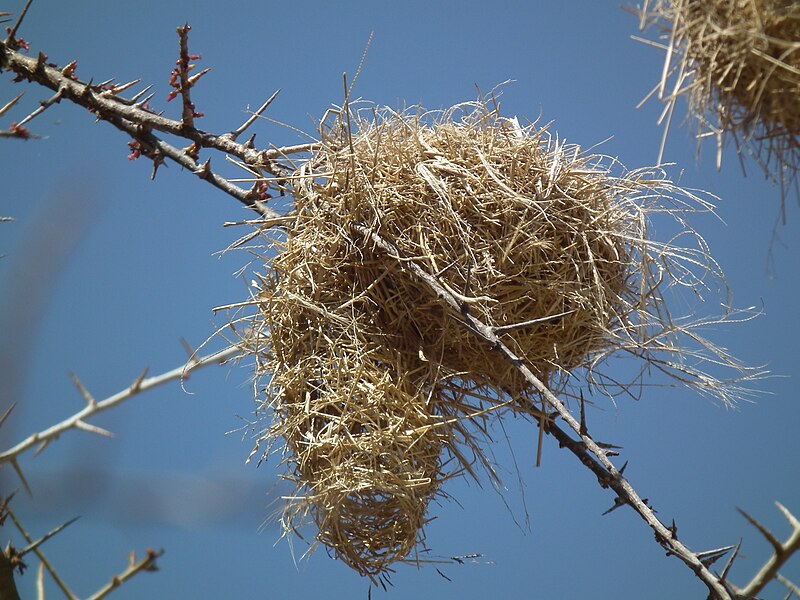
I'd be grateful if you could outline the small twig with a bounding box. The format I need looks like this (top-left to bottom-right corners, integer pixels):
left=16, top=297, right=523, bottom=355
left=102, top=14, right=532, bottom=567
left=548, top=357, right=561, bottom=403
left=16, top=87, right=63, bottom=128
left=0, top=38, right=290, bottom=215
left=0, top=92, right=23, bottom=117
left=86, top=548, right=163, bottom=600
left=737, top=503, right=800, bottom=598
left=5, top=506, right=78, bottom=600
left=5, top=0, right=34, bottom=44
left=0, top=126, right=41, bottom=139
left=18, top=517, right=80, bottom=559
left=228, top=89, right=280, bottom=141
left=777, top=574, right=800, bottom=597
left=264, top=142, right=318, bottom=158
left=0, top=346, right=239, bottom=465
left=7, top=460, right=31, bottom=496
left=173, top=24, right=207, bottom=130
left=0, top=403, right=15, bottom=429
left=35, top=563, right=44, bottom=600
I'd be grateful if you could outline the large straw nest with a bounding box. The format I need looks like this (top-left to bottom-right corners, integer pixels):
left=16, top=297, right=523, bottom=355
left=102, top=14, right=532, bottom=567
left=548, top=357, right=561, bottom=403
left=640, top=0, right=800, bottom=194
left=233, top=98, right=756, bottom=578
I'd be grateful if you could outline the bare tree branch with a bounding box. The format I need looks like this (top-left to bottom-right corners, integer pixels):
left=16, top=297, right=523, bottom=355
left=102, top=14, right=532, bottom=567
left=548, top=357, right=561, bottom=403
left=17, top=517, right=79, bottom=560
left=1, top=494, right=161, bottom=600
left=0, top=29, right=314, bottom=216
left=0, top=346, right=238, bottom=466
left=86, top=548, right=163, bottom=600
left=735, top=503, right=800, bottom=598
left=5, top=505, right=77, bottom=600
left=777, top=573, right=800, bottom=597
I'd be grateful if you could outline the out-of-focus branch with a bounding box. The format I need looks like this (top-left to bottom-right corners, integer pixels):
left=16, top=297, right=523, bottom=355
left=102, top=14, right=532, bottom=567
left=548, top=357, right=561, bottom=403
left=0, top=346, right=238, bottom=467
left=5, top=504, right=77, bottom=600
left=86, top=548, right=163, bottom=600
left=0, top=495, right=22, bottom=600
left=351, top=222, right=736, bottom=600
left=1, top=493, right=162, bottom=600
left=0, top=549, right=21, bottom=600
left=733, top=503, right=800, bottom=598
left=777, top=573, right=800, bottom=597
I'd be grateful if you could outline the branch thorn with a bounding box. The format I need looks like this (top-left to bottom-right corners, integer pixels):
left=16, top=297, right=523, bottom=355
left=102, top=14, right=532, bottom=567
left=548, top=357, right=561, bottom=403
left=776, top=501, right=800, bottom=530
left=129, top=84, right=154, bottom=104
left=18, top=516, right=80, bottom=558
left=194, top=158, right=212, bottom=179
left=719, top=539, right=741, bottom=582
left=695, top=544, right=736, bottom=568
left=9, top=459, right=32, bottom=497
left=602, top=497, right=626, bottom=516
left=130, top=367, right=149, bottom=392
left=74, top=419, right=114, bottom=438
left=228, top=88, right=280, bottom=141
left=33, top=438, right=53, bottom=457
left=737, top=506, right=783, bottom=553
left=0, top=93, right=24, bottom=118
left=579, top=389, right=587, bottom=437
left=0, top=402, right=16, bottom=429
left=70, top=372, right=96, bottom=407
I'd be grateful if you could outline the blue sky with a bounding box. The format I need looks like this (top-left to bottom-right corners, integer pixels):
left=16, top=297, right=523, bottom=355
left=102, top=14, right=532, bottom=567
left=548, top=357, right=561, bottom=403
left=1, top=1, right=798, bottom=599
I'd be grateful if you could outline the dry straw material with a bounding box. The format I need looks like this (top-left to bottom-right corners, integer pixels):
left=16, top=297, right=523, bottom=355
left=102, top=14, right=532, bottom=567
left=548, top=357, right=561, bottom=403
left=639, top=0, right=800, bottom=200
left=230, top=98, right=756, bottom=578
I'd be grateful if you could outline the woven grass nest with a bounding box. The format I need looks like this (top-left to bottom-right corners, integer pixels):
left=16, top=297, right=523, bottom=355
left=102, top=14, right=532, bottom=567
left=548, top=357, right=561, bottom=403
left=232, top=98, right=754, bottom=578
left=639, top=0, right=800, bottom=195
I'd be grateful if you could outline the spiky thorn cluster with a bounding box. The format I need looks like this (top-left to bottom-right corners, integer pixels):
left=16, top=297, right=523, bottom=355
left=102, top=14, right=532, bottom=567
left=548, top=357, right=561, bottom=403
left=0, top=9, right=313, bottom=216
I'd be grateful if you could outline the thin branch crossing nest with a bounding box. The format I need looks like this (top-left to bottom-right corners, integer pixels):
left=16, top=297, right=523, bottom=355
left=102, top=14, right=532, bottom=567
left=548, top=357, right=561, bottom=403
left=228, top=97, right=757, bottom=578
left=639, top=0, right=800, bottom=203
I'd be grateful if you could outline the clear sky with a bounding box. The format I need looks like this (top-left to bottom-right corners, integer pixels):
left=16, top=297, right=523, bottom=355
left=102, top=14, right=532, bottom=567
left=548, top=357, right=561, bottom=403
left=1, top=1, right=798, bottom=599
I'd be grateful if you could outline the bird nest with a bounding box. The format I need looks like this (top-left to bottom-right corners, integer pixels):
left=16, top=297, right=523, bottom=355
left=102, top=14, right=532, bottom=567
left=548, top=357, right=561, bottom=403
left=228, top=98, right=755, bottom=578
left=639, top=0, right=800, bottom=200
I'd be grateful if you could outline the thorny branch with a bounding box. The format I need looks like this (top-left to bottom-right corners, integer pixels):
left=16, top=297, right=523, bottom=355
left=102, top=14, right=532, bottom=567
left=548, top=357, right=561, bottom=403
left=734, top=503, right=800, bottom=598
left=0, top=345, right=239, bottom=468
left=1, top=493, right=162, bottom=600
left=5, top=502, right=79, bottom=599
left=86, top=548, right=163, bottom=600
left=0, top=342, right=223, bottom=596
left=0, top=23, right=317, bottom=216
